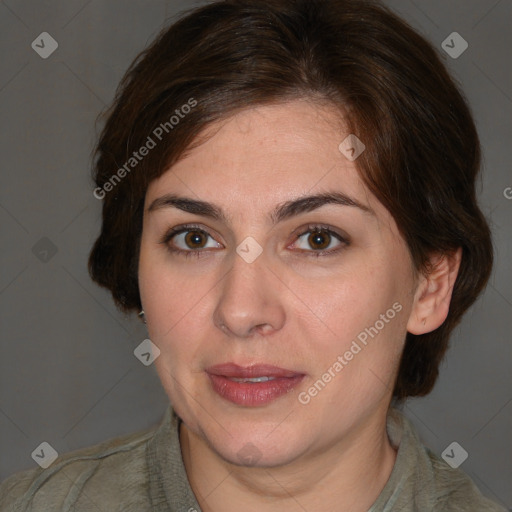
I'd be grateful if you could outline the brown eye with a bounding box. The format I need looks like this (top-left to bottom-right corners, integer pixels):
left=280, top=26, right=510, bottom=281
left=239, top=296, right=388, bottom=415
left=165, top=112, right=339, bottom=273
left=293, top=225, right=349, bottom=257
left=307, top=230, right=331, bottom=250
left=184, top=230, right=208, bottom=249
left=162, top=225, right=222, bottom=258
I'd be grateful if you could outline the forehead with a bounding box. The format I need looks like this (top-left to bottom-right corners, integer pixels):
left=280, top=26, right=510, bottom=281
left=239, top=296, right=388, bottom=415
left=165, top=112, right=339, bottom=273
left=145, top=100, right=378, bottom=220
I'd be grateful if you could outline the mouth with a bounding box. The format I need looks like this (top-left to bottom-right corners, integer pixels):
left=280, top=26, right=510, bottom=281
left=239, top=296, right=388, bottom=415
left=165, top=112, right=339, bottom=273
left=205, top=363, right=306, bottom=407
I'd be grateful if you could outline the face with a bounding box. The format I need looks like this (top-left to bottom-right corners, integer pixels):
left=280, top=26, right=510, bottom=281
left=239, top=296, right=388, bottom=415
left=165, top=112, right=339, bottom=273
left=138, top=100, right=418, bottom=467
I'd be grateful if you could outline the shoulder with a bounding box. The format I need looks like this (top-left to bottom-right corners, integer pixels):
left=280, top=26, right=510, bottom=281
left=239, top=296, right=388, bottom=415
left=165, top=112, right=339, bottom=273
left=0, top=423, right=158, bottom=512
left=425, top=448, right=507, bottom=512
left=385, top=408, right=507, bottom=512
left=426, top=450, right=507, bottom=512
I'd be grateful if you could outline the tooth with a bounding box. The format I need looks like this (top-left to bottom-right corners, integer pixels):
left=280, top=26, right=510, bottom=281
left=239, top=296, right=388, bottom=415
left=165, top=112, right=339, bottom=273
left=230, top=376, right=276, bottom=383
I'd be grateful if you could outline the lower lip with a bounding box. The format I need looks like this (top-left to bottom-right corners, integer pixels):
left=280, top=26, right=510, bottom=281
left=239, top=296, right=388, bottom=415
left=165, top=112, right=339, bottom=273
left=207, top=374, right=305, bottom=406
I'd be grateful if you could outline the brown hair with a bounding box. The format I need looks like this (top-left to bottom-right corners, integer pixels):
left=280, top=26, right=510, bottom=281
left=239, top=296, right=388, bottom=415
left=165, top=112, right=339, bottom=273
left=88, top=0, right=493, bottom=400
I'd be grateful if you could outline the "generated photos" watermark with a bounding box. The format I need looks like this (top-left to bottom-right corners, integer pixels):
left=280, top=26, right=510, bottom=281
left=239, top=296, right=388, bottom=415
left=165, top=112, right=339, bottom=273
left=298, top=301, right=403, bottom=405
left=93, top=98, right=197, bottom=199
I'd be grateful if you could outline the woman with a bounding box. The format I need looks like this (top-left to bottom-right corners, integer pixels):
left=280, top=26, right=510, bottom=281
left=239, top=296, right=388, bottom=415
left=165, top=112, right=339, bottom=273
left=0, top=0, right=506, bottom=510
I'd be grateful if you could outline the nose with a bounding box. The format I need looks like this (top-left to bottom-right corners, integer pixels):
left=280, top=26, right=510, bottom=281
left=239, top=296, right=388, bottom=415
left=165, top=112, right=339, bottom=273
left=213, top=251, right=286, bottom=339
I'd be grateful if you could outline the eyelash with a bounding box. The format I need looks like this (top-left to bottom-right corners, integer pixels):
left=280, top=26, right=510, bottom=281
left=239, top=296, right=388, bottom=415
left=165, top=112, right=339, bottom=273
left=160, top=223, right=349, bottom=260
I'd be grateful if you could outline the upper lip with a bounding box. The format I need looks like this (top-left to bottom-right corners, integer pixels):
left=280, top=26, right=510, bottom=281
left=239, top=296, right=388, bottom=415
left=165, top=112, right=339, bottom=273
left=205, top=363, right=304, bottom=378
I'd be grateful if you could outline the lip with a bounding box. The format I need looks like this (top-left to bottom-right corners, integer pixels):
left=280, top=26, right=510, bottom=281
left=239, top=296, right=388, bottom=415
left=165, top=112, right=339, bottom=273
left=205, top=363, right=305, bottom=407
left=206, top=363, right=302, bottom=378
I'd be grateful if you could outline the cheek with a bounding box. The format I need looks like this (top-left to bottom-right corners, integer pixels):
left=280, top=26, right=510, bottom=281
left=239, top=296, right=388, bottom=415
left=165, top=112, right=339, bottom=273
left=142, top=268, right=209, bottom=389
left=138, top=242, right=209, bottom=339
left=294, top=254, right=409, bottom=383
left=295, top=260, right=390, bottom=337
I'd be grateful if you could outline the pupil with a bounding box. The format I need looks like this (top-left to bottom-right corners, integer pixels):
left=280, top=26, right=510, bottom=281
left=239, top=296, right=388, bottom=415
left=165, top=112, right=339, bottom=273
left=310, top=231, right=329, bottom=250
left=186, top=231, right=204, bottom=248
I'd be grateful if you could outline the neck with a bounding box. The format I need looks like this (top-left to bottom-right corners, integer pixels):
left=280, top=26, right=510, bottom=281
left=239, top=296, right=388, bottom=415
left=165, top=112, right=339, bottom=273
left=179, top=407, right=397, bottom=512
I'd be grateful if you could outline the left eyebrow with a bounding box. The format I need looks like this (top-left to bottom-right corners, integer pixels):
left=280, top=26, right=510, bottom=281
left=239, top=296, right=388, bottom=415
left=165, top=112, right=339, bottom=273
left=146, top=191, right=375, bottom=224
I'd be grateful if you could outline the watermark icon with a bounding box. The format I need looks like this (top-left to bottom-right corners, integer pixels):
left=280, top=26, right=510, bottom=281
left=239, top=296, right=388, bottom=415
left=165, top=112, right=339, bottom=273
left=442, top=441, right=468, bottom=468
left=32, top=237, right=58, bottom=263
left=237, top=442, right=263, bottom=465
left=503, top=187, right=512, bottom=200
left=31, top=32, right=58, bottom=59
left=441, top=32, right=468, bottom=59
left=236, top=236, right=263, bottom=263
left=134, top=339, right=161, bottom=366
left=31, top=441, right=58, bottom=469
left=298, top=301, right=403, bottom=405
left=339, top=134, right=366, bottom=161
left=93, top=98, right=197, bottom=200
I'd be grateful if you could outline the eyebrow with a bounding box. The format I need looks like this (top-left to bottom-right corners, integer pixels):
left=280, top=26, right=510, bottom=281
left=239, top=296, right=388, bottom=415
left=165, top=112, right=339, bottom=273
left=147, top=191, right=375, bottom=224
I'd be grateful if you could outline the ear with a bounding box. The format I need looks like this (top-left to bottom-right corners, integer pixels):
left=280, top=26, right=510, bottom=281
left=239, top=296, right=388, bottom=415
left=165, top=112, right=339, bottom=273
left=407, top=248, right=462, bottom=335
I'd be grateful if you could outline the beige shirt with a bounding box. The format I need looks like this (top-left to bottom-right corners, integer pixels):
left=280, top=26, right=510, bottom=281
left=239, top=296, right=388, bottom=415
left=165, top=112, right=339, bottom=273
left=0, top=405, right=506, bottom=511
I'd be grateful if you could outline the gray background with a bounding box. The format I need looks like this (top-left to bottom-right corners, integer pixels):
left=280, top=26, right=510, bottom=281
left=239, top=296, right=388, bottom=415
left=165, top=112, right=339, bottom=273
left=0, top=0, right=510, bottom=509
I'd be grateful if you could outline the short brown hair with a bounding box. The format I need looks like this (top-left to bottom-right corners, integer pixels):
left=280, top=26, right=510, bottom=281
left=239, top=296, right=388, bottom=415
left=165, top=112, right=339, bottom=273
left=88, top=0, right=493, bottom=400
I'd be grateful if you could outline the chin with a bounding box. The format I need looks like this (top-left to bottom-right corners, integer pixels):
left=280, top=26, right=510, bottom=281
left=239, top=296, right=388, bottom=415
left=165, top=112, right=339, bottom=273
left=198, top=417, right=309, bottom=469
left=215, top=435, right=304, bottom=469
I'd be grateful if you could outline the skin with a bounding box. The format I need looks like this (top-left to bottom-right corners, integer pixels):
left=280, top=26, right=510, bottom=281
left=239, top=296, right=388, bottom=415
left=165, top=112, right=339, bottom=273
left=138, top=99, right=461, bottom=512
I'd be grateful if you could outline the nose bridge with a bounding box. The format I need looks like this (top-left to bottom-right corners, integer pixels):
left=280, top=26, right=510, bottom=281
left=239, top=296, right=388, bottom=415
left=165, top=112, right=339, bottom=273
left=213, top=250, right=284, bottom=337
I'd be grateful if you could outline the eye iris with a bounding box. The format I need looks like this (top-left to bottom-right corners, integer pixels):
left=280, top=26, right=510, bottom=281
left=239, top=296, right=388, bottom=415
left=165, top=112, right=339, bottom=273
left=185, top=231, right=206, bottom=248
left=308, top=230, right=330, bottom=250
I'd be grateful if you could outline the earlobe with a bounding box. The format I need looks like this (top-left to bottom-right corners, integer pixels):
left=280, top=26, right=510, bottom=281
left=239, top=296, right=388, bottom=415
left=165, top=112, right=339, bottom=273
left=407, top=248, right=462, bottom=335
